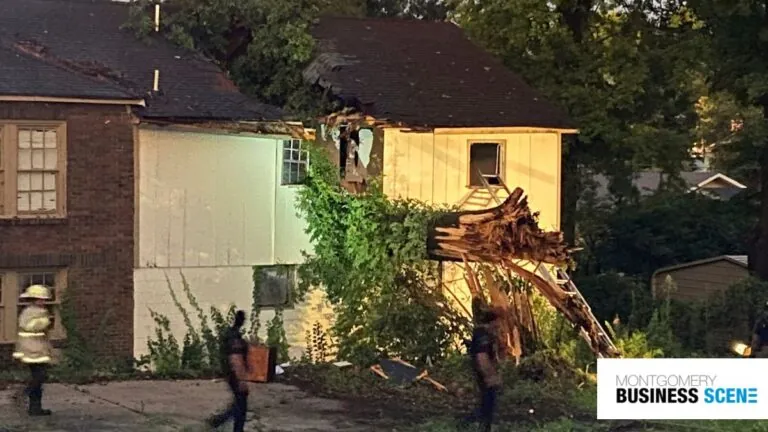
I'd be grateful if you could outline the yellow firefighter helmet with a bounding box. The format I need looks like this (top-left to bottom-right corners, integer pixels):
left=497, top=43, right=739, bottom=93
left=19, top=284, right=52, bottom=301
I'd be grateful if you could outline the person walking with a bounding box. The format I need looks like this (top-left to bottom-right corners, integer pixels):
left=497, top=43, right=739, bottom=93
left=461, top=307, right=502, bottom=432
left=13, top=284, right=54, bottom=416
left=206, top=310, right=250, bottom=431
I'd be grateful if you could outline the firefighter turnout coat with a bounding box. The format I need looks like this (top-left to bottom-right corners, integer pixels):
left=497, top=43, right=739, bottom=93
left=13, top=304, right=53, bottom=364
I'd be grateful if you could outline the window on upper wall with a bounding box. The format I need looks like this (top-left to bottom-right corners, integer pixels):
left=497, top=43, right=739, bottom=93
left=0, top=268, right=67, bottom=342
left=253, top=265, right=297, bottom=308
left=0, top=123, right=67, bottom=217
left=281, top=139, right=309, bottom=185
left=469, top=142, right=503, bottom=187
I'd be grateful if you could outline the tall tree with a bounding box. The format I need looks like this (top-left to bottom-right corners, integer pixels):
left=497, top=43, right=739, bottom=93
left=688, top=1, right=768, bottom=279
left=126, top=0, right=448, bottom=116
left=450, top=0, right=706, bottom=243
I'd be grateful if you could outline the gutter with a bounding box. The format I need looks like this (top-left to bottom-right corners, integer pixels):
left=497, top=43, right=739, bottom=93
left=0, top=95, right=145, bottom=106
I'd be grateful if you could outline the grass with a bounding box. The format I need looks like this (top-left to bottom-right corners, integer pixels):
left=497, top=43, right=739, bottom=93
left=407, top=417, right=768, bottom=431
left=282, top=354, right=768, bottom=432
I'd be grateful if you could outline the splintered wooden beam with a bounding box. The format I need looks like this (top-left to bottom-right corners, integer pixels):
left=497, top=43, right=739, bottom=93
left=427, top=186, right=619, bottom=359
left=427, top=187, right=568, bottom=264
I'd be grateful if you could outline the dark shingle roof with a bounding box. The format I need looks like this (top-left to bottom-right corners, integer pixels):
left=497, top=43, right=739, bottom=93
left=0, top=45, right=135, bottom=99
left=0, top=0, right=283, bottom=121
left=305, top=16, right=572, bottom=129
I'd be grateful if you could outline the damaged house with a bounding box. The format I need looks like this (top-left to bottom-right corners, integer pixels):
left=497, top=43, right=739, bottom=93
left=0, top=0, right=324, bottom=363
left=304, top=16, right=577, bottom=314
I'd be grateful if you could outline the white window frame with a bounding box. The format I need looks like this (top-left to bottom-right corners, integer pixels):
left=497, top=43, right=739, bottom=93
left=0, top=268, right=68, bottom=343
left=281, top=139, right=309, bottom=186
left=0, top=122, right=67, bottom=218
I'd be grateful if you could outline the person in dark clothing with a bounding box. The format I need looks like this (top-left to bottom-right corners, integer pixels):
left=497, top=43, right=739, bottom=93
left=750, top=302, right=768, bottom=358
left=206, top=310, right=250, bottom=432
left=461, top=307, right=502, bottom=432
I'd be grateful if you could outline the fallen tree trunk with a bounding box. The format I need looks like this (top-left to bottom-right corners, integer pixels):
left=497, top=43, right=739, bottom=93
left=427, top=188, right=568, bottom=264
left=429, top=187, right=620, bottom=359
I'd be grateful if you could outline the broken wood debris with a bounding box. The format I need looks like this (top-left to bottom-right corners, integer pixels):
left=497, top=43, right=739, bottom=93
left=370, top=358, right=447, bottom=392
left=428, top=188, right=568, bottom=265
left=429, top=187, right=620, bottom=359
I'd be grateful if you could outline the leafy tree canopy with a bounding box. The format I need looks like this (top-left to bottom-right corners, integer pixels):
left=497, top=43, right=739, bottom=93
left=451, top=0, right=705, bottom=182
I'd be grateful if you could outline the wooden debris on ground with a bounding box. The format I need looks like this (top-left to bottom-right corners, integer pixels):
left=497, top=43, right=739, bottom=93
left=430, top=187, right=620, bottom=359
left=370, top=358, right=448, bottom=392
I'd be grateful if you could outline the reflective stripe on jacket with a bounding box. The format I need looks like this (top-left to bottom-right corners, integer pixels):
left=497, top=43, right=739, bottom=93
left=13, top=305, right=52, bottom=364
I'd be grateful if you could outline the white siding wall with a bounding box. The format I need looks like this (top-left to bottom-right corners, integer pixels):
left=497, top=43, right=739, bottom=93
left=134, top=127, right=328, bottom=360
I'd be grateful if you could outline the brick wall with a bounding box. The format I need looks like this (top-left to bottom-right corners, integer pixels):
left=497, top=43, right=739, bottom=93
left=0, top=102, right=134, bottom=366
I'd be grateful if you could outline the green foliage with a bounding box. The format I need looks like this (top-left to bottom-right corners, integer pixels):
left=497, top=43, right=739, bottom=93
left=452, top=1, right=704, bottom=189
left=266, top=309, right=290, bottom=363
left=56, top=282, right=118, bottom=376
left=123, top=0, right=325, bottom=115
left=574, top=272, right=648, bottom=326
left=667, top=277, right=768, bottom=355
left=248, top=266, right=263, bottom=344
left=123, top=0, right=454, bottom=117
left=296, top=143, right=470, bottom=365
left=145, top=310, right=183, bottom=376
left=578, top=192, right=754, bottom=279
left=141, top=272, right=237, bottom=377
left=687, top=0, right=768, bottom=280
left=303, top=321, right=335, bottom=364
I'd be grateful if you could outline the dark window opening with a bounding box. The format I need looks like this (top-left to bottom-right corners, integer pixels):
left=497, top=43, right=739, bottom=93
left=254, top=265, right=297, bottom=308
left=469, top=143, right=501, bottom=187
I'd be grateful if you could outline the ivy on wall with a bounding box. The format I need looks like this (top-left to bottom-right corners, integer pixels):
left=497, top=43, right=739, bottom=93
left=296, top=142, right=470, bottom=365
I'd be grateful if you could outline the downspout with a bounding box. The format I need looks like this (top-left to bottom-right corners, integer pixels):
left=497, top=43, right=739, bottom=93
left=272, top=138, right=279, bottom=264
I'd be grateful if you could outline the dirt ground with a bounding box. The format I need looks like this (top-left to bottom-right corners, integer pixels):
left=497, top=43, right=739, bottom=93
left=0, top=380, right=403, bottom=432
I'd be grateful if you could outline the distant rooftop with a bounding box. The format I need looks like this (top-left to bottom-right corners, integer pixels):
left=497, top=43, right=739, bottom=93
left=590, top=171, right=747, bottom=201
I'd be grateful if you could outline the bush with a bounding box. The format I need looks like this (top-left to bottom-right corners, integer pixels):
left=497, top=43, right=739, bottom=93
left=670, top=277, right=768, bottom=355
left=139, top=273, right=238, bottom=377
left=296, top=144, right=470, bottom=366
left=575, top=271, right=650, bottom=327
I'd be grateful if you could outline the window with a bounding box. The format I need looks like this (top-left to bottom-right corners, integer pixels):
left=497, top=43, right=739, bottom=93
left=254, top=265, right=297, bottom=308
left=469, top=142, right=503, bottom=187
left=0, top=269, right=67, bottom=342
left=281, top=139, right=309, bottom=185
left=0, top=123, right=66, bottom=217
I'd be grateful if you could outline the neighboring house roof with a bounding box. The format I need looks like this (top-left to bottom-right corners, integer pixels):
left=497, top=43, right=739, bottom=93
left=652, top=255, right=748, bottom=277
left=0, top=0, right=284, bottom=121
left=653, top=255, right=749, bottom=276
left=304, top=16, right=573, bottom=129
left=591, top=171, right=747, bottom=201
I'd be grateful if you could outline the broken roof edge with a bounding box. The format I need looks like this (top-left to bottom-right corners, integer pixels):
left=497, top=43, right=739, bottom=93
left=139, top=118, right=310, bottom=139
left=317, top=110, right=579, bottom=133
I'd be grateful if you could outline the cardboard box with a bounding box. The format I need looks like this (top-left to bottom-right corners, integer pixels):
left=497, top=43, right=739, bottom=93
left=246, top=345, right=277, bottom=383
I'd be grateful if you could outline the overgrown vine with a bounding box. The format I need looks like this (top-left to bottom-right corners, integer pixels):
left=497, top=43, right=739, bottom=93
left=249, top=266, right=263, bottom=343
left=296, top=143, right=470, bottom=365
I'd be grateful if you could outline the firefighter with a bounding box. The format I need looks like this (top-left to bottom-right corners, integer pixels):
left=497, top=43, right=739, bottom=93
left=206, top=310, right=250, bottom=432
left=749, top=301, right=768, bottom=358
left=460, top=307, right=502, bottom=432
left=13, top=284, right=54, bottom=416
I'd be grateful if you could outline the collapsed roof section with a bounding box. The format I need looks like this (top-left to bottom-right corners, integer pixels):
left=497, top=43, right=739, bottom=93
left=305, top=16, right=573, bottom=130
